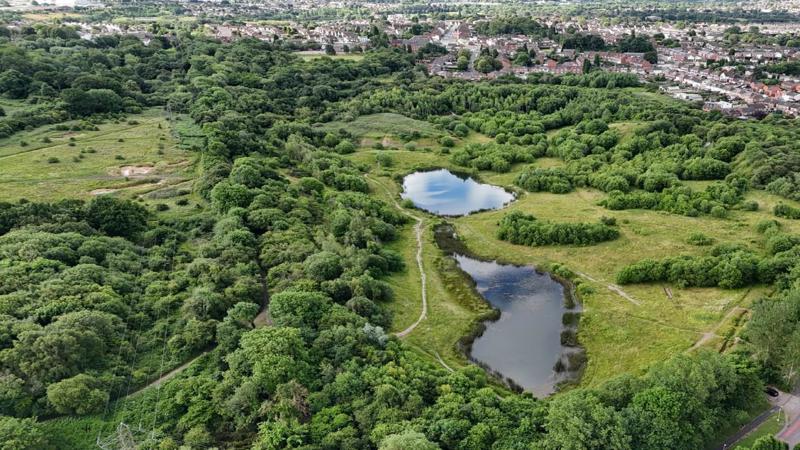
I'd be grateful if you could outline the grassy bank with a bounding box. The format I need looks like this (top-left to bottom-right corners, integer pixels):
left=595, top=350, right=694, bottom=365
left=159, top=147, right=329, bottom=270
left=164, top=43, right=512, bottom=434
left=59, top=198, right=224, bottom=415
left=345, top=113, right=800, bottom=387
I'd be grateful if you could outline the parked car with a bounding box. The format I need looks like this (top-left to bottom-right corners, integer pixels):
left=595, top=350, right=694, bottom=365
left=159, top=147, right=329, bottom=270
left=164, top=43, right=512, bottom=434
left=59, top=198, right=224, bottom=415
left=765, top=386, right=780, bottom=397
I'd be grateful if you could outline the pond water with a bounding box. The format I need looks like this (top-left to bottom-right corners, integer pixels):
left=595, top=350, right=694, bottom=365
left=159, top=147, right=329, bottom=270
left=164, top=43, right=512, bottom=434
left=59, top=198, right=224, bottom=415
left=400, top=169, right=514, bottom=216
left=455, top=255, right=578, bottom=396
left=435, top=225, right=583, bottom=397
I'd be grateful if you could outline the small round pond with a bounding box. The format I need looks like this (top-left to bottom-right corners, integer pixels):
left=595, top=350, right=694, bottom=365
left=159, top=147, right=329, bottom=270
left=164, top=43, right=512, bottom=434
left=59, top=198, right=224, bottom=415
left=400, top=169, right=514, bottom=216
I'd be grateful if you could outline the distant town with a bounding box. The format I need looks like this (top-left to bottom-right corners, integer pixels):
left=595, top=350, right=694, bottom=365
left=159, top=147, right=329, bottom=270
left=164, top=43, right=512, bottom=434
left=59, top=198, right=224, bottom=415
left=3, top=0, right=800, bottom=118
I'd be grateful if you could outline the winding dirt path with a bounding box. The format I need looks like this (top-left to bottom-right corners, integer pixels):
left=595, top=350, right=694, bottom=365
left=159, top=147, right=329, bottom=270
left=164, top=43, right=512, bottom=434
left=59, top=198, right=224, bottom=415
left=395, top=215, right=427, bottom=338
left=126, top=351, right=209, bottom=398
left=574, top=270, right=641, bottom=306
left=689, top=306, right=748, bottom=352
left=366, top=176, right=427, bottom=338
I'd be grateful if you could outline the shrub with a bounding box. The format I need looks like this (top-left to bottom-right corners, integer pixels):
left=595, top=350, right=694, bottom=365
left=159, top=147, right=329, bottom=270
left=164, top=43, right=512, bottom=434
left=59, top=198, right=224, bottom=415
left=375, top=153, right=393, bottom=167
left=439, top=136, right=455, bottom=148
left=516, top=168, right=573, bottom=193
left=617, top=250, right=760, bottom=288
left=687, top=233, right=714, bottom=246
left=711, top=205, right=728, bottom=218
left=774, top=203, right=800, bottom=220
left=497, top=211, right=619, bottom=246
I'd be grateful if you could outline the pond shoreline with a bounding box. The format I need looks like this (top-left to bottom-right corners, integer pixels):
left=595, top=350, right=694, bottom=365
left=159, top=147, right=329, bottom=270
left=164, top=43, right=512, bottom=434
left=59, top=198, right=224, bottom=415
left=434, top=223, right=586, bottom=396
left=399, top=168, right=516, bottom=217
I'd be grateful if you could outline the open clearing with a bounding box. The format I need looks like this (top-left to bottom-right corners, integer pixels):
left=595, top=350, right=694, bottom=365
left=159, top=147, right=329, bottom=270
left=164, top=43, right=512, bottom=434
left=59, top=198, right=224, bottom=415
left=346, top=113, right=800, bottom=386
left=317, top=112, right=442, bottom=143
left=0, top=109, right=195, bottom=202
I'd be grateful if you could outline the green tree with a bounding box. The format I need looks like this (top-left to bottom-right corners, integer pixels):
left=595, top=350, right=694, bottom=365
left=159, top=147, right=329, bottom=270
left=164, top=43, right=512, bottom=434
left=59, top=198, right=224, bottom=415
left=543, top=390, right=631, bottom=450
left=0, top=70, right=30, bottom=99
left=46, top=374, right=109, bottom=415
left=86, top=196, right=148, bottom=238
left=746, top=436, right=788, bottom=450
left=0, top=416, right=45, bottom=450
left=380, top=430, right=440, bottom=450
left=62, top=88, right=124, bottom=116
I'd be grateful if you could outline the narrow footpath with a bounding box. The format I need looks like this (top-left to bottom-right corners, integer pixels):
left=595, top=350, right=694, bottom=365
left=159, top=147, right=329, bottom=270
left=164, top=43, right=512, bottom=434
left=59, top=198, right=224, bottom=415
left=366, top=175, right=428, bottom=338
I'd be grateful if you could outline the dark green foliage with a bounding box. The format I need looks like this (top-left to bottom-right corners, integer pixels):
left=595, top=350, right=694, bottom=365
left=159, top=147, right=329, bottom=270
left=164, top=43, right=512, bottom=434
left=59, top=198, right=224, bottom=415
left=561, top=33, right=606, bottom=51
left=744, top=436, right=789, bottom=450
left=516, top=167, right=573, bottom=193
left=617, top=34, right=656, bottom=53
left=744, top=290, right=800, bottom=387
left=86, top=196, right=148, bottom=238
left=682, top=157, right=730, bottom=180
left=686, top=232, right=714, bottom=246
left=497, top=211, right=619, bottom=246
left=452, top=140, right=545, bottom=172
left=774, top=203, right=800, bottom=219
left=0, top=416, right=45, bottom=450
left=62, top=88, right=124, bottom=116
left=616, top=247, right=761, bottom=288
left=46, top=374, right=109, bottom=415
left=0, top=69, right=31, bottom=99
left=765, top=60, right=800, bottom=76
left=475, top=16, right=550, bottom=37
left=601, top=183, right=743, bottom=217
left=2, top=27, right=798, bottom=450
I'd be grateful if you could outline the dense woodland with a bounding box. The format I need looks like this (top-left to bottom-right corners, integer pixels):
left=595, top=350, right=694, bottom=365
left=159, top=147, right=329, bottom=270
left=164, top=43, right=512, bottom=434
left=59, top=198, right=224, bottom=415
left=0, top=23, right=798, bottom=450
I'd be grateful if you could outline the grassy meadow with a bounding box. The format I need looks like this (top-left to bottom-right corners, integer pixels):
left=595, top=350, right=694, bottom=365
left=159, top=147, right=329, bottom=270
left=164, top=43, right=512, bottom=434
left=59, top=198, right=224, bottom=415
left=0, top=108, right=203, bottom=214
left=345, top=117, right=800, bottom=387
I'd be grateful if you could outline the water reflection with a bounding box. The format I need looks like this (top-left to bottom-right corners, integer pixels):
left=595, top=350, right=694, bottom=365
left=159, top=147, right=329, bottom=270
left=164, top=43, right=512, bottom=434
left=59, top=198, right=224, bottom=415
left=455, top=254, right=578, bottom=397
left=400, top=169, right=514, bottom=216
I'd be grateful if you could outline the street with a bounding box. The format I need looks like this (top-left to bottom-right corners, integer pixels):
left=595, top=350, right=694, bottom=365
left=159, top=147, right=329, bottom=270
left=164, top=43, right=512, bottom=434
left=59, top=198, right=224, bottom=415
left=777, top=390, right=800, bottom=449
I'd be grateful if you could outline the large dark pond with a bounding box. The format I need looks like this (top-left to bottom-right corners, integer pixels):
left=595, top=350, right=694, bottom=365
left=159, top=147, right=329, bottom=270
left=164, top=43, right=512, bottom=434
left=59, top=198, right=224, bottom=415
left=400, top=169, right=514, bottom=216
left=436, top=225, right=583, bottom=397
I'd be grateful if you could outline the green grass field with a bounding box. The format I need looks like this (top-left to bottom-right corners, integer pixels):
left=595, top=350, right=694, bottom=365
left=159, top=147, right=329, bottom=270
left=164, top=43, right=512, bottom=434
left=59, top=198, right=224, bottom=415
left=368, top=175, right=494, bottom=369
left=0, top=109, right=197, bottom=205
left=344, top=113, right=800, bottom=387
left=317, top=113, right=442, bottom=144
left=0, top=98, right=37, bottom=116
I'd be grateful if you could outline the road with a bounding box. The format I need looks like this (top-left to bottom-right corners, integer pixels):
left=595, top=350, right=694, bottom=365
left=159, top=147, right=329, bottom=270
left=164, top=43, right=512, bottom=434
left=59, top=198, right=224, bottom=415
left=720, top=389, right=800, bottom=449
left=777, top=389, right=800, bottom=448
left=719, top=405, right=780, bottom=449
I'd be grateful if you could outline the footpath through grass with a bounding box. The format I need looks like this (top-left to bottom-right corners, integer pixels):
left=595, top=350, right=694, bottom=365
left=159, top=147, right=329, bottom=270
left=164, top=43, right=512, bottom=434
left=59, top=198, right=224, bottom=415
left=344, top=113, right=800, bottom=387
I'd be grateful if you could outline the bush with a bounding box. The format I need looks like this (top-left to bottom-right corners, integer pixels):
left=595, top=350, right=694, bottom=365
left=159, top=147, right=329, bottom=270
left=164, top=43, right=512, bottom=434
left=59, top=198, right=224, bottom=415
left=617, top=250, right=760, bottom=288
left=740, top=200, right=759, bottom=211
left=711, top=205, right=728, bottom=218
left=497, top=211, right=619, bottom=246
left=375, top=152, right=393, bottom=167
left=516, top=168, right=573, bottom=193
left=687, top=233, right=714, bottom=246
left=439, top=136, right=455, bottom=148
left=600, top=216, right=616, bottom=226
left=774, top=203, right=800, bottom=219
left=334, top=140, right=356, bottom=154
left=47, top=157, right=59, bottom=164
